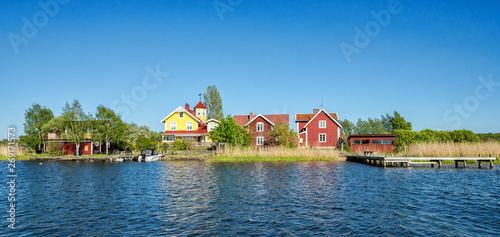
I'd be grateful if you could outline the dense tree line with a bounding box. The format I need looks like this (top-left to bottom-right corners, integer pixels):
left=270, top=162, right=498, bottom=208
left=21, top=100, right=162, bottom=155
left=339, top=111, right=486, bottom=152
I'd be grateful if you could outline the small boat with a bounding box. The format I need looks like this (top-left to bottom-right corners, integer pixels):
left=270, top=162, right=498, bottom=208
left=138, top=149, right=162, bottom=162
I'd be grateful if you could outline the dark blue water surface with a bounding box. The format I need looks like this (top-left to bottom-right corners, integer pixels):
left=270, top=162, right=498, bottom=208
left=1, top=161, right=499, bottom=236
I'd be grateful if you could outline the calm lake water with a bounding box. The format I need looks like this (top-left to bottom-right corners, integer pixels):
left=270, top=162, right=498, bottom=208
left=1, top=160, right=499, bottom=236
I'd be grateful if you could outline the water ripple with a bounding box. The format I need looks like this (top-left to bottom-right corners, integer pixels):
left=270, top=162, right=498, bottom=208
left=0, top=161, right=498, bottom=236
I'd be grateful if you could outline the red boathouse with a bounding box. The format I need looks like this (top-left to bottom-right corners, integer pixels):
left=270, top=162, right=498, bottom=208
left=349, top=134, right=396, bottom=154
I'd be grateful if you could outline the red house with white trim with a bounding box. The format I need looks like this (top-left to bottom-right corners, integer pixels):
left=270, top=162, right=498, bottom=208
left=296, top=108, right=342, bottom=148
left=234, top=113, right=289, bottom=146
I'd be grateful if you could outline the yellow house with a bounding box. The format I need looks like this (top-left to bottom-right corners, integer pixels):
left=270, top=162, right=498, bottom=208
left=160, top=101, right=219, bottom=144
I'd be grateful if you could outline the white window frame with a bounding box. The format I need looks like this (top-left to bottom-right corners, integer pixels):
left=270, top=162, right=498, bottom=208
left=256, top=136, right=264, bottom=146
left=319, top=133, right=326, bottom=143
left=202, top=110, right=206, bottom=116
left=170, top=121, right=177, bottom=131
left=197, top=110, right=200, bottom=116
left=319, top=120, right=326, bottom=128
left=209, top=123, right=216, bottom=132
left=165, top=136, right=175, bottom=142
left=179, top=112, right=184, bottom=118
left=256, top=122, right=264, bottom=132
left=186, top=121, right=193, bottom=131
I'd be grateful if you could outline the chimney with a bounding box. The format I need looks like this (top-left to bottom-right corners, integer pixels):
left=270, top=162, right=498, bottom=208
left=249, top=112, right=253, bottom=120
left=313, top=108, right=319, bottom=114
left=185, top=103, right=190, bottom=111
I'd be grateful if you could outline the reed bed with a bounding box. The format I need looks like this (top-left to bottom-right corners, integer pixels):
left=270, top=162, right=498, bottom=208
left=403, top=141, right=500, bottom=158
left=0, top=144, right=31, bottom=160
left=212, top=146, right=341, bottom=162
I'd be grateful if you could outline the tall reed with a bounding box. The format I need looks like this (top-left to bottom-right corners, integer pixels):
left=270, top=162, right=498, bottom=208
left=214, top=146, right=341, bottom=161
left=403, top=141, right=500, bottom=157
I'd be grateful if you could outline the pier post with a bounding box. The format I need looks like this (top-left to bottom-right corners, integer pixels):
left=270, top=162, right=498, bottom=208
left=464, top=160, right=467, bottom=168
left=478, top=161, right=482, bottom=169
left=490, top=161, right=494, bottom=169
left=455, top=160, right=458, bottom=168
left=438, top=160, right=442, bottom=168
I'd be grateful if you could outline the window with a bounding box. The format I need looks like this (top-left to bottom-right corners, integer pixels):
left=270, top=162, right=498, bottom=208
left=165, top=136, right=175, bottom=142
left=257, top=122, right=264, bottom=132
left=202, top=110, right=206, bottom=116
left=256, top=136, right=264, bottom=145
left=179, top=112, right=183, bottom=118
left=197, top=110, right=200, bottom=116
left=352, top=139, right=370, bottom=145
left=369, top=139, right=393, bottom=145
left=319, top=133, right=326, bottom=143
left=186, top=121, right=193, bottom=131
left=170, top=121, right=177, bottom=131
left=319, top=120, right=326, bottom=128
left=299, top=138, right=303, bottom=143
left=209, top=123, right=217, bottom=132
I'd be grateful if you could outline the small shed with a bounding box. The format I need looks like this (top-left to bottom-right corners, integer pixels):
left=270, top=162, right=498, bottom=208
left=349, top=134, right=396, bottom=154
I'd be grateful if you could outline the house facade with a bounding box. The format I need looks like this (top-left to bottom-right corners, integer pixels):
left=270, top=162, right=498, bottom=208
left=46, top=132, right=103, bottom=155
left=160, top=101, right=218, bottom=144
left=296, top=108, right=342, bottom=148
left=234, top=113, right=289, bottom=146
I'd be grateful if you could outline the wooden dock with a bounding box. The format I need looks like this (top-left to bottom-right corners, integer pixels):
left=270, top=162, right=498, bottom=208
left=30, top=155, right=140, bottom=162
left=346, top=155, right=496, bottom=168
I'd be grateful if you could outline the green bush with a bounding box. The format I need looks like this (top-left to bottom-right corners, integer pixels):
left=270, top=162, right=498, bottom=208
left=48, top=143, right=64, bottom=156
left=394, top=129, right=479, bottom=152
left=173, top=139, right=192, bottom=150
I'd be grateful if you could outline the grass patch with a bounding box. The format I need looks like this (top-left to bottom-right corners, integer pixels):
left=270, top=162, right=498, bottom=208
left=0, top=155, right=30, bottom=161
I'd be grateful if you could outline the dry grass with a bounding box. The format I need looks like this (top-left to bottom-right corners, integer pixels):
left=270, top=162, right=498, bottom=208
left=0, top=144, right=31, bottom=160
left=0, top=144, right=30, bottom=156
left=403, top=141, right=500, bottom=158
left=213, top=146, right=341, bottom=161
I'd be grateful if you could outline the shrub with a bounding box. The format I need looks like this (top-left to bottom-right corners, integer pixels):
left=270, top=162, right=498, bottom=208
left=173, top=139, right=193, bottom=150
left=48, top=143, right=64, bottom=156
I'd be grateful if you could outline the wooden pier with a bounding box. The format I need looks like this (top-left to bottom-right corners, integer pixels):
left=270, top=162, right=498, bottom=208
left=346, top=155, right=496, bottom=168
left=30, top=155, right=140, bottom=162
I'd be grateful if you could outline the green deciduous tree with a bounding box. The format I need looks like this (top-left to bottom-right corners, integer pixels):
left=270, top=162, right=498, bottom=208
left=136, top=137, right=155, bottom=151
left=269, top=121, right=298, bottom=148
left=203, top=85, right=223, bottom=121
left=210, top=115, right=249, bottom=147
left=124, top=122, right=152, bottom=150
left=382, top=111, right=412, bottom=132
left=61, top=100, right=90, bottom=156
left=93, top=105, right=126, bottom=155
left=23, top=103, right=54, bottom=152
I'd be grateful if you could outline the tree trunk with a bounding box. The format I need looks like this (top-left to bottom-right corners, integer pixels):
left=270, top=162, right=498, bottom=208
left=106, top=141, right=109, bottom=156
left=76, top=143, right=80, bottom=156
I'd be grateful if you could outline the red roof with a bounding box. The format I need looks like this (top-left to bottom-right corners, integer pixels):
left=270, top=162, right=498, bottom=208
left=194, top=101, right=207, bottom=109
left=296, top=113, right=338, bottom=121
left=163, top=123, right=208, bottom=135
left=233, top=114, right=289, bottom=127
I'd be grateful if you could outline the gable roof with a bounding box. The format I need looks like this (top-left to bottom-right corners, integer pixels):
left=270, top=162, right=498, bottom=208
left=245, top=114, right=275, bottom=127
left=296, top=112, right=339, bottom=121
left=300, top=109, right=342, bottom=128
left=234, top=114, right=289, bottom=127
left=205, top=118, right=220, bottom=124
left=194, top=101, right=207, bottom=109
left=160, top=106, right=202, bottom=123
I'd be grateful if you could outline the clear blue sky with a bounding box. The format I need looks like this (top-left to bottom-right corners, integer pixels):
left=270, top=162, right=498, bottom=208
left=2, top=0, right=500, bottom=139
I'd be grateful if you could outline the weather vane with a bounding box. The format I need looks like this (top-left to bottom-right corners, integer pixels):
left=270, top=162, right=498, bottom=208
left=198, top=93, right=202, bottom=101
